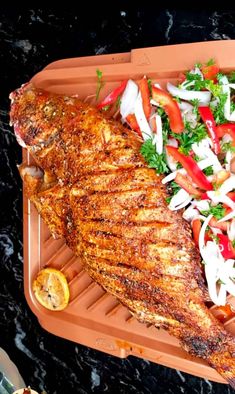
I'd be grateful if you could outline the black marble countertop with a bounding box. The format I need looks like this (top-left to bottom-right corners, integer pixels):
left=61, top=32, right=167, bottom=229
left=1, top=7, right=235, bottom=394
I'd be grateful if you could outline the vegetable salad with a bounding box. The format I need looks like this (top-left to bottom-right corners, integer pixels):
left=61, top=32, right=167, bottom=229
left=96, top=60, right=235, bottom=311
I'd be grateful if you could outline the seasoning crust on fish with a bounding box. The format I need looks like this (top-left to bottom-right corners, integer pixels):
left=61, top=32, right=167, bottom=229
left=10, top=84, right=235, bottom=387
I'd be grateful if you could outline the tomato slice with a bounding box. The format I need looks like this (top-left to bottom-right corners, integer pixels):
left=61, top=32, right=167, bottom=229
left=201, top=64, right=219, bottom=80
left=139, top=76, right=151, bottom=120
left=192, top=218, right=202, bottom=247
left=152, top=87, right=184, bottom=134
left=126, top=114, right=142, bottom=138
left=166, top=146, right=213, bottom=191
left=174, top=173, right=202, bottom=198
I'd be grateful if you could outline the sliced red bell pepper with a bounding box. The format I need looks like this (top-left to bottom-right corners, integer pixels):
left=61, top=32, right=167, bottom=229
left=192, top=218, right=202, bottom=247
left=198, top=106, right=221, bottom=154
left=174, top=173, right=202, bottom=198
left=217, top=233, right=235, bottom=259
left=97, top=80, right=127, bottom=109
left=152, top=86, right=184, bottom=134
left=166, top=146, right=213, bottom=191
left=201, top=192, right=209, bottom=200
left=216, top=123, right=235, bottom=146
left=126, top=114, right=142, bottom=138
left=139, top=76, right=151, bottom=120
left=201, top=64, right=219, bottom=80
left=227, top=192, right=235, bottom=202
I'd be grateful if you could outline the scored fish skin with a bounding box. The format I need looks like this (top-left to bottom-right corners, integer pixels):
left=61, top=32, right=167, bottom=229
left=10, top=84, right=235, bottom=386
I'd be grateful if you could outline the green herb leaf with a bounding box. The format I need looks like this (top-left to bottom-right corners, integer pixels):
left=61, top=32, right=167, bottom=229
left=201, top=203, right=225, bottom=220
left=102, top=105, right=111, bottom=111
left=221, top=141, right=235, bottom=153
left=147, top=78, right=152, bottom=97
left=228, top=71, right=235, bottom=83
left=232, top=240, right=235, bottom=248
left=203, top=166, right=214, bottom=176
left=140, top=139, right=169, bottom=174
left=115, top=95, right=121, bottom=109
left=206, top=58, right=215, bottom=66
left=171, top=123, right=207, bottom=155
left=96, top=69, right=105, bottom=101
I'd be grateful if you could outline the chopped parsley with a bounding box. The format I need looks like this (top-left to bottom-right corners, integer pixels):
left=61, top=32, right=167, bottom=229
left=221, top=141, right=235, bottom=153
left=232, top=240, right=235, bottom=248
left=228, top=71, right=235, bottom=83
left=206, top=58, right=215, bottom=66
left=172, top=122, right=207, bottom=155
left=102, top=105, right=111, bottom=111
left=210, top=92, right=227, bottom=124
left=96, top=69, right=105, bottom=101
left=203, top=166, right=214, bottom=176
left=147, top=78, right=152, bottom=97
left=115, top=95, right=121, bottom=109
left=201, top=203, right=225, bottom=220
left=140, top=139, right=169, bottom=175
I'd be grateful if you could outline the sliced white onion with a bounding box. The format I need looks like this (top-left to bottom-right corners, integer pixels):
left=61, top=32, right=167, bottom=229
left=228, top=219, right=235, bottom=241
left=216, top=284, right=227, bottom=306
left=162, top=156, right=218, bottom=184
left=152, top=114, right=163, bottom=154
left=219, top=175, right=235, bottom=195
left=210, top=227, right=223, bottom=235
left=165, top=138, right=178, bottom=172
left=210, top=97, right=219, bottom=108
left=167, top=82, right=211, bottom=105
left=191, top=200, right=210, bottom=211
left=204, top=241, right=224, bottom=305
left=177, top=101, right=193, bottom=111
left=192, top=139, right=222, bottom=173
left=182, top=205, right=199, bottom=222
left=134, top=93, right=153, bottom=141
left=120, top=80, right=139, bottom=119
left=220, top=76, right=235, bottom=121
left=169, top=189, right=192, bottom=211
left=207, top=191, right=235, bottom=210
left=198, top=214, right=213, bottom=261
left=218, top=210, right=235, bottom=223
left=225, top=151, right=234, bottom=172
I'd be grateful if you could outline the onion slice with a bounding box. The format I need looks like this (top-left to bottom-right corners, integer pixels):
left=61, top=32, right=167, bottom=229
left=152, top=114, right=163, bottom=154
left=134, top=93, right=152, bottom=141
left=167, top=82, right=211, bottom=105
left=120, top=80, right=139, bottom=119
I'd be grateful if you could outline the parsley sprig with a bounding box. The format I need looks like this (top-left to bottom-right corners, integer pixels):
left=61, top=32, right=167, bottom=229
left=140, top=139, right=169, bottom=175
left=96, top=69, right=105, bottom=101
left=201, top=203, right=225, bottom=220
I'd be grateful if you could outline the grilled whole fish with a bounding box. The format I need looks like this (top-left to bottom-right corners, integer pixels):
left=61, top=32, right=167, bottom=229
left=10, top=83, right=235, bottom=387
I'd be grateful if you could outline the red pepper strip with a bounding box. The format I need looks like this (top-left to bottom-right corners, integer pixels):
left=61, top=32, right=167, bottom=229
left=201, top=64, right=219, bottom=80
left=174, top=173, right=202, bottom=198
left=166, top=146, right=213, bottom=191
left=209, top=217, right=229, bottom=232
left=152, top=86, right=184, bottom=134
left=217, top=233, right=235, bottom=259
left=227, top=192, right=235, bottom=202
left=198, top=106, right=221, bottom=154
left=126, top=114, right=142, bottom=138
left=192, top=218, right=202, bottom=247
left=201, top=192, right=209, bottom=200
left=139, top=76, right=151, bottom=120
left=216, top=123, right=235, bottom=146
left=97, top=80, right=127, bottom=109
